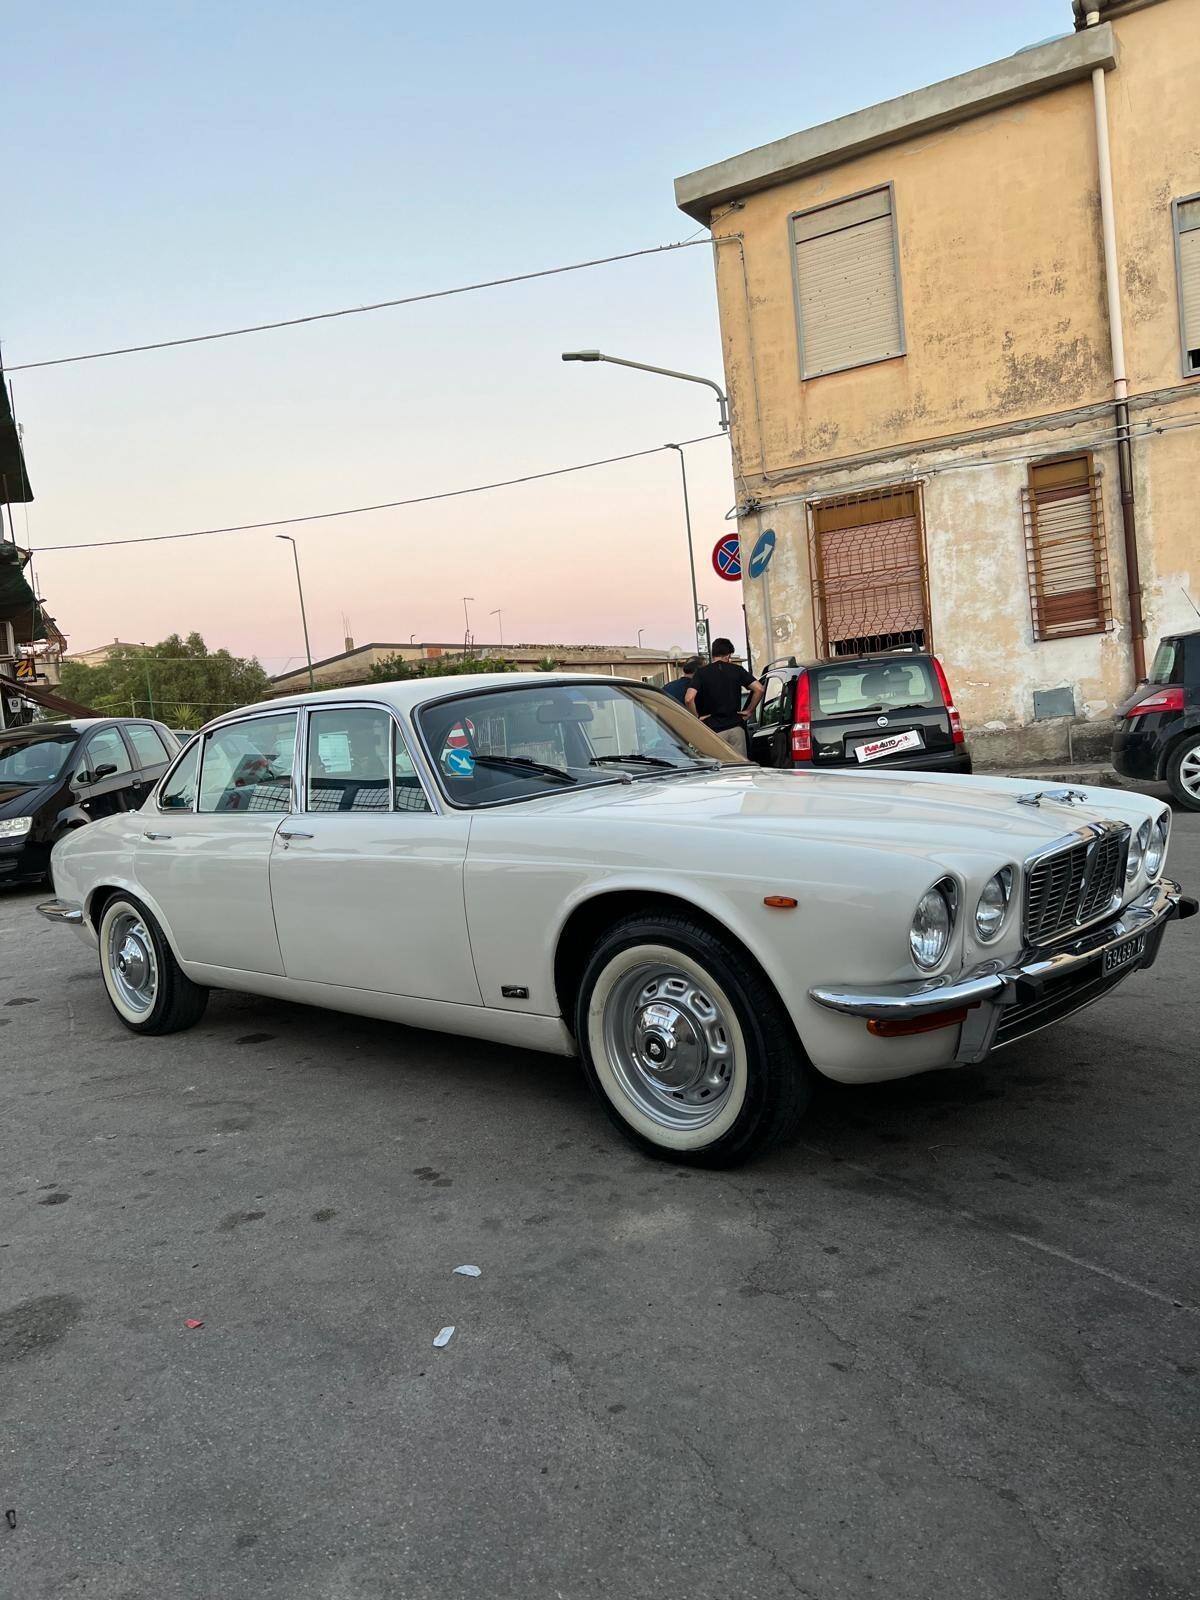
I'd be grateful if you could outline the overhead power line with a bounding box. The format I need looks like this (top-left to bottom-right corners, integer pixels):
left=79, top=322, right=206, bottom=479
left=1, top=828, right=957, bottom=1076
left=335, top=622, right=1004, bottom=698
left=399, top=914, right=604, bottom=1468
left=32, top=432, right=727, bottom=553
left=5, top=239, right=710, bottom=373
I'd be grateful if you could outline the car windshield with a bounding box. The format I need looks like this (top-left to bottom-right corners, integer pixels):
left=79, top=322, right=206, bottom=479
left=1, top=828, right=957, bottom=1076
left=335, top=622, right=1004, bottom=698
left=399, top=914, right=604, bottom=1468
left=812, top=659, right=938, bottom=716
left=0, top=730, right=78, bottom=785
left=1149, top=640, right=1178, bottom=685
left=417, top=681, right=745, bottom=807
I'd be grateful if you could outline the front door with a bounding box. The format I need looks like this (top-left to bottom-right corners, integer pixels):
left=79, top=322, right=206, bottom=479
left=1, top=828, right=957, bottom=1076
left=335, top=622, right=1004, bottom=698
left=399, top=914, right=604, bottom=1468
left=268, top=704, right=481, bottom=1004
left=73, top=726, right=140, bottom=821
left=135, top=712, right=298, bottom=975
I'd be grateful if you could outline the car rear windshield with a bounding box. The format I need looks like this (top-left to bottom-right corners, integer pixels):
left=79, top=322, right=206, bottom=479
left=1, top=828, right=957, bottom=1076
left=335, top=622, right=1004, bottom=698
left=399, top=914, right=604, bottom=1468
left=0, top=731, right=78, bottom=784
left=811, top=659, right=940, bottom=716
left=1149, top=640, right=1178, bottom=685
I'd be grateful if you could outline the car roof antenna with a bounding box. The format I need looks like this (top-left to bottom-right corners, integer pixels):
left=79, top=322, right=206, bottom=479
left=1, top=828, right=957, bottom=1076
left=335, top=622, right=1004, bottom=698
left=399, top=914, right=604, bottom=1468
left=1181, top=586, right=1200, bottom=622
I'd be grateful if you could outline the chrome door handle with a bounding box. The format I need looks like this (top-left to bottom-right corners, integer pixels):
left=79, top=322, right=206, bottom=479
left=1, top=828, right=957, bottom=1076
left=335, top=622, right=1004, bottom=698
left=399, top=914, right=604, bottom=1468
left=143, top=830, right=172, bottom=840
left=278, top=828, right=313, bottom=841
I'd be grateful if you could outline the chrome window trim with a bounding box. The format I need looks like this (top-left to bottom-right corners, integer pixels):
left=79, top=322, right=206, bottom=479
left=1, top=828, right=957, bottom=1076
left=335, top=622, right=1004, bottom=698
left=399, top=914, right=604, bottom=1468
left=297, top=700, right=440, bottom=816
left=153, top=735, right=201, bottom=813
left=1021, top=819, right=1131, bottom=946
left=179, top=706, right=303, bottom=817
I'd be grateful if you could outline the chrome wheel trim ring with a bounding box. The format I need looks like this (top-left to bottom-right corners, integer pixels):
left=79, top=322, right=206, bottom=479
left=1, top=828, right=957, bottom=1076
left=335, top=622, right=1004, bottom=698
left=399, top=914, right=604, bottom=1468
left=106, top=909, right=158, bottom=1015
left=600, top=958, right=739, bottom=1133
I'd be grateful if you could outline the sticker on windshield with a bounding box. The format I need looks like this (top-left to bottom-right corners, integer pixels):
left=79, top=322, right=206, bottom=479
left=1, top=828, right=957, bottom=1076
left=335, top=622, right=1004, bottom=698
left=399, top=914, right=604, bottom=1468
left=444, top=748, right=476, bottom=776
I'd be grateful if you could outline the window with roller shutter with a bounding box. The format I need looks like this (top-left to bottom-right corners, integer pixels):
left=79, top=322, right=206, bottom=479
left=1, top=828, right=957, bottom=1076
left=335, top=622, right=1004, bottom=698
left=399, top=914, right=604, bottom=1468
left=1174, top=195, right=1200, bottom=377
left=1022, top=454, right=1113, bottom=642
left=791, top=186, right=905, bottom=379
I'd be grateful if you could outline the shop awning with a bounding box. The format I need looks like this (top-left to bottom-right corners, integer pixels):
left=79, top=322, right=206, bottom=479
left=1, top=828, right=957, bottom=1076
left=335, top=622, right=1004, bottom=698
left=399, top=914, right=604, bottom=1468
left=0, top=542, right=53, bottom=644
left=0, top=368, right=32, bottom=505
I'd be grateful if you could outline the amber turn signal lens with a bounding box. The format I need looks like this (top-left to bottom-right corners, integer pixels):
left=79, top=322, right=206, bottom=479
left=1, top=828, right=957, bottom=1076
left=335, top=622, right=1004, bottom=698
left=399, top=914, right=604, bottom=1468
left=763, top=895, right=798, bottom=909
left=867, top=1006, right=970, bottom=1038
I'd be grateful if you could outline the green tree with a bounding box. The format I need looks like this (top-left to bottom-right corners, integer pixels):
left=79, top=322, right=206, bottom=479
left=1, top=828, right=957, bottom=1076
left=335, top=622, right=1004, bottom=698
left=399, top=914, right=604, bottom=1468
left=59, top=633, right=272, bottom=726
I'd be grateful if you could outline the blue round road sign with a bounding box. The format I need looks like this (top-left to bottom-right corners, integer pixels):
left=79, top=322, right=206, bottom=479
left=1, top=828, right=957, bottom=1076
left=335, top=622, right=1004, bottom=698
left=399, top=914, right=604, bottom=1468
left=748, top=528, right=776, bottom=579
left=712, top=534, right=742, bottom=581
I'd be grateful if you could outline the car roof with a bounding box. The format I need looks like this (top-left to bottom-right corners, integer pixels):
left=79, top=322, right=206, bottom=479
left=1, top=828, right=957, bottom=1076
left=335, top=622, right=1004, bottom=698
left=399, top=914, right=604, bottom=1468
left=0, top=716, right=170, bottom=742
left=763, top=651, right=935, bottom=676
left=205, top=672, right=652, bottom=728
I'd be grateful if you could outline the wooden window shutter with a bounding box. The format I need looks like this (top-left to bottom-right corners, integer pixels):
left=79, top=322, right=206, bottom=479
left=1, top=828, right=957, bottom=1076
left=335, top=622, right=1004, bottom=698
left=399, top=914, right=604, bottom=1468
left=1022, top=455, right=1112, bottom=641
left=793, top=188, right=903, bottom=377
left=1177, top=197, right=1200, bottom=373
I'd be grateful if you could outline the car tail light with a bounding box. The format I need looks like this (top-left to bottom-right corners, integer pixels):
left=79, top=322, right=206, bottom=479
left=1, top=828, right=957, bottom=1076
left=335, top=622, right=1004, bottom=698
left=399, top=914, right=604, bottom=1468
left=1124, top=685, right=1184, bottom=717
left=791, top=672, right=813, bottom=762
left=932, top=656, right=964, bottom=744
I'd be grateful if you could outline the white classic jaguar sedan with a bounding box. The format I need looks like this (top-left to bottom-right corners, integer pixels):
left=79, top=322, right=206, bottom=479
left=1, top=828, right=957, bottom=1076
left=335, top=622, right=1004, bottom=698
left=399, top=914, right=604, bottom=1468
left=40, top=673, right=1195, bottom=1166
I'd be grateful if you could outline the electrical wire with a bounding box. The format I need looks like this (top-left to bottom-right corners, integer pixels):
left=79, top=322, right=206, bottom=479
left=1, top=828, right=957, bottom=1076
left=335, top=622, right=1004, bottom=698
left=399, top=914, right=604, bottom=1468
left=4, top=239, right=709, bottom=374
left=31, top=432, right=728, bottom=554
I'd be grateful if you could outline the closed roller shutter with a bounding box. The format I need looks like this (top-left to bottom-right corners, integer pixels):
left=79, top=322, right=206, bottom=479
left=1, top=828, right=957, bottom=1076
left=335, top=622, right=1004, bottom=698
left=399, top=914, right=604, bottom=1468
left=794, top=188, right=903, bottom=377
left=1022, top=455, right=1112, bottom=641
left=1179, top=219, right=1200, bottom=372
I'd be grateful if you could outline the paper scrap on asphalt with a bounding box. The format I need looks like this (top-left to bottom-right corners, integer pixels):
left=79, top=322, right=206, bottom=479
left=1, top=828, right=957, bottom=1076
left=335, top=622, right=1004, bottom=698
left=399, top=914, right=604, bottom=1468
left=453, top=1265, right=481, bottom=1277
left=434, top=1326, right=456, bottom=1348
left=184, top=1319, right=204, bottom=1330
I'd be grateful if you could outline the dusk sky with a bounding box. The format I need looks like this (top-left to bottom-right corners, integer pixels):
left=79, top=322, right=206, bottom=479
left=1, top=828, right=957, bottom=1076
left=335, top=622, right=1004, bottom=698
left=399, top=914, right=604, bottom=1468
left=6, top=0, right=1066, bottom=674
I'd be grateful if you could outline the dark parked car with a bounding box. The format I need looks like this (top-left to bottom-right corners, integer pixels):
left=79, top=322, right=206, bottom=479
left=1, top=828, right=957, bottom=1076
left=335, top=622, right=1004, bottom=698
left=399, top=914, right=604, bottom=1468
left=748, top=650, right=972, bottom=775
left=0, top=718, right=179, bottom=886
left=1113, top=629, right=1200, bottom=810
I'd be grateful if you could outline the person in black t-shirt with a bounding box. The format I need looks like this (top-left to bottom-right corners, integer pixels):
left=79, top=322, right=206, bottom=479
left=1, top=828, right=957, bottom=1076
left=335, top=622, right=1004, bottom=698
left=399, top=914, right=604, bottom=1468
left=686, top=639, right=763, bottom=756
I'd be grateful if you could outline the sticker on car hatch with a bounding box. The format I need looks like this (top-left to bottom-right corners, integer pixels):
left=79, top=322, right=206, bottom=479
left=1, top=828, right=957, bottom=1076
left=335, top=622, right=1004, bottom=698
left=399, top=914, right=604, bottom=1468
left=855, top=729, right=923, bottom=763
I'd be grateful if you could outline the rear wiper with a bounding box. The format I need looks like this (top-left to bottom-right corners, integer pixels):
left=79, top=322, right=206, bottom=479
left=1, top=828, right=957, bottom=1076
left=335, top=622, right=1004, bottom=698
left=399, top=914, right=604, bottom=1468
left=590, top=753, right=675, bottom=769
left=471, top=754, right=577, bottom=785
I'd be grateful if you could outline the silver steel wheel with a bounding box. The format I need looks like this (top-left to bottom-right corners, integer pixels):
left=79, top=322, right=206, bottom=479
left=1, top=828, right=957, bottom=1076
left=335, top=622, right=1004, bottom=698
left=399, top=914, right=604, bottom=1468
left=1179, top=745, right=1200, bottom=799
left=106, top=910, right=158, bottom=1016
left=601, top=961, right=737, bottom=1132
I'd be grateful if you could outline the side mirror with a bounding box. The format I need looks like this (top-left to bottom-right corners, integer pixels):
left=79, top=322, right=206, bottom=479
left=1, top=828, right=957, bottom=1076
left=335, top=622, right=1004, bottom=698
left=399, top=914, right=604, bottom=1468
left=93, top=763, right=118, bottom=780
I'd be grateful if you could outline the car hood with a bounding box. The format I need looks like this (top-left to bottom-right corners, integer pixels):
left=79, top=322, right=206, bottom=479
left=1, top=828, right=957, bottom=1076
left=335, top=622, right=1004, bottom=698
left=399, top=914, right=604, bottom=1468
left=531, top=765, right=1159, bottom=853
left=0, top=781, right=51, bottom=818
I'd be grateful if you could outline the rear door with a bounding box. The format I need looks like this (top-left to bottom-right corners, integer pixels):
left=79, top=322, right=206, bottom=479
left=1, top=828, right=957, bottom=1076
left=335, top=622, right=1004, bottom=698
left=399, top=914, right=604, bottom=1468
left=123, top=722, right=176, bottom=807
left=749, top=676, right=787, bottom=767
left=809, top=657, right=954, bottom=766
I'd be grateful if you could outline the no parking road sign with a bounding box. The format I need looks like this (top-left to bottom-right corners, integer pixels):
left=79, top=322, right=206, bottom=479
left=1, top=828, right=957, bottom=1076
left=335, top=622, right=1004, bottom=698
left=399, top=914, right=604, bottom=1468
left=712, top=534, right=742, bottom=581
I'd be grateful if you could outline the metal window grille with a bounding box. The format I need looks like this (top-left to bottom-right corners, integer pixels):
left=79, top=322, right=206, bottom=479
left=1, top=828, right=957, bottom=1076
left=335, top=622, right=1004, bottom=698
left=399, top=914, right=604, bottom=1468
left=806, top=484, right=932, bottom=658
left=1022, top=456, right=1112, bottom=642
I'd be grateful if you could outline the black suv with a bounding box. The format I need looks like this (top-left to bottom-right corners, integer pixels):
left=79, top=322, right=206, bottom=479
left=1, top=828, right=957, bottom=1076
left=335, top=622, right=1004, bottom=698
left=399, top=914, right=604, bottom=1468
left=0, top=718, right=179, bottom=887
left=1112, top=629, right=1200, bottom=810
left=748, top=650, right=972, bottom=775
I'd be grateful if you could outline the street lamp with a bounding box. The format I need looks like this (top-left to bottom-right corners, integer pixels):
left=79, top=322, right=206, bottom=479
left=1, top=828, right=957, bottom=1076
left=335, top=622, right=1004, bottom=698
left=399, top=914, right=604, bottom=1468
left=276, top=535, right=314, bottom=689
left=637, top=628, right=645, bottom=649
left=462, top=596, right=475, bottom=653
left=490, top=608, right=504, bottom=649
left=664, top=444, right=705, bottom=658
left=561, top=349, right=729, bottom=433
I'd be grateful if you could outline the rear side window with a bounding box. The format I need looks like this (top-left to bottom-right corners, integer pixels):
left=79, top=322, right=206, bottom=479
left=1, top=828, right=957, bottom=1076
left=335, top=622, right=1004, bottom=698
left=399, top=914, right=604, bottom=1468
left=198, top=713, right=297, bottom=814
left=813, top=659, right=938, bottom=716
left=126, top=724, right=172, bottom=769
left=78, top=727, right=133, bottom=780
left=1149, top=640, right=1178, bottom=685
left=758, top=677, right=787, bottom=727
left=160, top=741, right=200, bottom=811
left=308, top=708, right=391, bottom=813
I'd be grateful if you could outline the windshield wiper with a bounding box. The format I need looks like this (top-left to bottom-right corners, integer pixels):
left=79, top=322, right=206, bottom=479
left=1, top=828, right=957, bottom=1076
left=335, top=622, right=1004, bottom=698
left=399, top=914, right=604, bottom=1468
left=470, top=754, right=577, bottom=785
left=589, top=753, right=676, bottom=769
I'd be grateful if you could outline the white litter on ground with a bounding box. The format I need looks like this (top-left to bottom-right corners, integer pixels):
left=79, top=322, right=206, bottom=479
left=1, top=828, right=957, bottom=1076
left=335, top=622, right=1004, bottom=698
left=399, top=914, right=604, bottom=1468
left=453, top=1265, right=481, bottom=1277
left=433, top=1326, right=456, bottom=1348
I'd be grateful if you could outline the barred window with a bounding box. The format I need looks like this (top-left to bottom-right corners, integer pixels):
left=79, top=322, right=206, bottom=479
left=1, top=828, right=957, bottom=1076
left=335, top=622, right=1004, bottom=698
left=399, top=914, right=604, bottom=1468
left=1022, top=455, right=1112, bottom=641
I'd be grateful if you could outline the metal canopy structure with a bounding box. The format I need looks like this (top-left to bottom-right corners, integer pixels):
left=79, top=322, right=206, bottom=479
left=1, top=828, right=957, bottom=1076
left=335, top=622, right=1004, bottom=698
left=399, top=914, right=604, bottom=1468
left=0, top=366, right=32, bottom=505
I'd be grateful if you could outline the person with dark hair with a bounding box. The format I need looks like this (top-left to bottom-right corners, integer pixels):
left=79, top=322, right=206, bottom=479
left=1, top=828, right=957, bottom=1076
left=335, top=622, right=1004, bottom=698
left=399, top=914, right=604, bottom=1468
left=662, top=656, right=702, bottom=706
left=686, top=638, right=762, bottom=756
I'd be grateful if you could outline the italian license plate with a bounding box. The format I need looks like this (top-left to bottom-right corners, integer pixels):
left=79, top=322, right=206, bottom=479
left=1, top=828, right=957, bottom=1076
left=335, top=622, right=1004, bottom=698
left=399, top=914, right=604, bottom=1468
left=1103, top=934, right=1146, bottom=974
left=855, top=729, right=923, bottom=763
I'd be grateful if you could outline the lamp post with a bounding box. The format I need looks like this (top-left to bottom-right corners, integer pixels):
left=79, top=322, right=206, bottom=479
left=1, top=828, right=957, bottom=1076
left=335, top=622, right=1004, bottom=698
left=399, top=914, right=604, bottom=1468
left=276, top=535, right=314, bottom=689
left=490, top=608, right=504, bottom=650
left=561, top=350, right=729, bottom=433
left=637, top=628, right=645, bottom=649
left=561, top=349, right=729, bottom=657
left=462, top=596, right=475, bottom=653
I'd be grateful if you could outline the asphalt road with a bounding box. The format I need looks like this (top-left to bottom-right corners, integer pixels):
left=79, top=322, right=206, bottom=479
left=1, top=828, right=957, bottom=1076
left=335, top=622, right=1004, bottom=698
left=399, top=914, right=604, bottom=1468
left=2, top=818, right=1197, bottom=1600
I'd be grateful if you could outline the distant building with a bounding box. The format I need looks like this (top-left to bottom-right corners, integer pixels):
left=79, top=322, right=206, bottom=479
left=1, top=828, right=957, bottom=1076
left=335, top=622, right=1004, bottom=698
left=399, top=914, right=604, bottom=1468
left=64, top=640, right=142, bottom=669
left=269, top=641, right=681, bottom=694
left=675, top=0, right=1198, bottom=737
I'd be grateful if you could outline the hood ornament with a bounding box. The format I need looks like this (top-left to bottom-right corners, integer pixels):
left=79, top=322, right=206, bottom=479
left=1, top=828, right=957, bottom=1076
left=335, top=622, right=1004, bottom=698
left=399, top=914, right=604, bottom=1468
left=1017, top=787, right=1090, bottom=807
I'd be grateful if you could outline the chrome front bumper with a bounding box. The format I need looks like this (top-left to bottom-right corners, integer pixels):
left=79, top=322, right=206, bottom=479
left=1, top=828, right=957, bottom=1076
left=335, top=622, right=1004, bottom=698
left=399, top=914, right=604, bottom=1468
left=810, top=879, right=1197, bottom=1065
left=36, top=898, right=84, bottom=926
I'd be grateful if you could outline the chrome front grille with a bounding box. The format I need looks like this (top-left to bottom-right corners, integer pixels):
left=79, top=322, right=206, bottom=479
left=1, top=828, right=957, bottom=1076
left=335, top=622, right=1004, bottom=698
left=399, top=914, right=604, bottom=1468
left=1023, top=823, right=1129, bottom=944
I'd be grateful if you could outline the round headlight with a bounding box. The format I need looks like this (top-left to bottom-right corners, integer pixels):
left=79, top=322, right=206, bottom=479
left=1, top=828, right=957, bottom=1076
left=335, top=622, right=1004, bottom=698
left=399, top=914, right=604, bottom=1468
left=975, top=867, right=1013, bottom=942
left=1126, top=819, right=1149, bottom=883
left=1145, top=813, right=1169, bottom=879
left=910, top=879, right=957, bottom=970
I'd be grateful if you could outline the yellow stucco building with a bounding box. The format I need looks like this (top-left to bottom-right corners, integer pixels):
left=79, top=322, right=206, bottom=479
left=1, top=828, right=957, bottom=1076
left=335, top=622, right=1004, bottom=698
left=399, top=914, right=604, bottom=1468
left=676, top=0, right=1199, bottom=748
